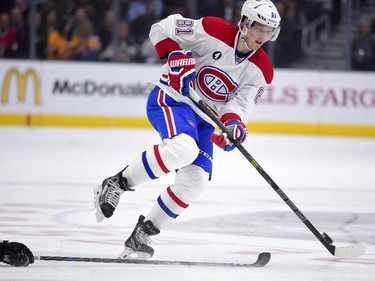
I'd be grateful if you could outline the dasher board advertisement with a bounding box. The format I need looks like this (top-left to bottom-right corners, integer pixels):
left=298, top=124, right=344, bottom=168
left=0, top=60, right=374, bottom=136
left=1, top=60, right=156, bottom=116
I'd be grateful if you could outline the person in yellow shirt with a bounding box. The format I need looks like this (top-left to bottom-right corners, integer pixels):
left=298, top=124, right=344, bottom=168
left=67, top=19, right=101, bottom=61
left=47, top=19, right=73, bottom=60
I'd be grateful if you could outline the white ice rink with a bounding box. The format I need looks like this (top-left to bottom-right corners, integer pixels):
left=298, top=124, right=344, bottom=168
left=0, top=126, right=374, bottom=281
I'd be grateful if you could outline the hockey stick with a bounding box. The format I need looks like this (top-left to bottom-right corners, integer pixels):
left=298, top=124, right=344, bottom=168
left=188, top=88, right=365, bottom=259
left=35, top=252, right=270, bottom=268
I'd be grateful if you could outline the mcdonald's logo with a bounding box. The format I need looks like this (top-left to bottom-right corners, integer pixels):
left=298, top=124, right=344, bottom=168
left=1, top=67, right=41, bottom=105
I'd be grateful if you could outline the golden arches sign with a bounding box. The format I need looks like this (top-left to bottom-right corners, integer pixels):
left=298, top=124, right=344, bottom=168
left=1, top=67, right=41, bottom=104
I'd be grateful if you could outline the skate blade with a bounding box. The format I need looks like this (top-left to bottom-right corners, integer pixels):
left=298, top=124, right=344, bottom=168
left=94, top=185, right=105, bottom=222
left=118, top=247, right=151, bottom=261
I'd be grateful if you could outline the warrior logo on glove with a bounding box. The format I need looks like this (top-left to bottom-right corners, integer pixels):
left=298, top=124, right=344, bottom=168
left=167, top=50, right=196, bottom=96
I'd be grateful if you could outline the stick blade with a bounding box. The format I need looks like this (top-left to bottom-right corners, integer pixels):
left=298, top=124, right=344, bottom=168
left=334, top=242, right=366, bottom=258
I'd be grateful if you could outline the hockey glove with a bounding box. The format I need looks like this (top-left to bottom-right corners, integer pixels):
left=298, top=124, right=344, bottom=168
left=210, top=120, right=248, bottom=152
left=167, top=50, right=196, bottom=96
left=0, top=241, right=34, bottom=266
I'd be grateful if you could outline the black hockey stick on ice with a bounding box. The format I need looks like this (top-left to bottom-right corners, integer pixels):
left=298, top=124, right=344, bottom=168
left=35, top=252, right=270, bottom=268
left=188, top=88, right=365, bottom=259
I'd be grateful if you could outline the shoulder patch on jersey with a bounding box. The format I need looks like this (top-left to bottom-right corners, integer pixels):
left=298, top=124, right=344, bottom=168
left=202, top=16, right=238, bottom=48
left=249, top=48, right=274, bottom=84
left=212, top=51, right=222, bottom=60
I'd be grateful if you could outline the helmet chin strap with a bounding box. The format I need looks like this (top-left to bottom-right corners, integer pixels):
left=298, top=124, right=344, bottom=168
left=239, top=24, right=253, bottom=52
left=241, top=35, right=253, bottom=52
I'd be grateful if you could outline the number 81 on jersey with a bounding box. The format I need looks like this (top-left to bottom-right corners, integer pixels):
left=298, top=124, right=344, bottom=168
left=175, top=19, right=194, bottom=36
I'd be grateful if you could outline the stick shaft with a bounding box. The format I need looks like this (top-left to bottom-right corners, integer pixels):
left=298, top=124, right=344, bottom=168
left=189, top=88, right=334, bottom=254
left=35, top=252, right=271, bottom=267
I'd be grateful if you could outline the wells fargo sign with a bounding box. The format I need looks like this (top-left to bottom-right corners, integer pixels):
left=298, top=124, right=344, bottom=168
left=1, top=67, right=41, bottom=104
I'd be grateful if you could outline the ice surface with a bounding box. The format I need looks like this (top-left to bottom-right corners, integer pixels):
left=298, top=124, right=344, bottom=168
left=0, top=127, right=374, bottom=280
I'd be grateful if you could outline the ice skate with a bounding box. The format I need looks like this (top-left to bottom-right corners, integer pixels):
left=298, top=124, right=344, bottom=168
left=119, top=215, right=160, bottom=260
left=94, top=168, right=133, bottom=222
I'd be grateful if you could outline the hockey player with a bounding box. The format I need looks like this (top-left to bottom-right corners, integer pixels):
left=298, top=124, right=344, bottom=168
left=0, top=240, right=34, bottom=266
left=95, top=0, right=281, bottom=260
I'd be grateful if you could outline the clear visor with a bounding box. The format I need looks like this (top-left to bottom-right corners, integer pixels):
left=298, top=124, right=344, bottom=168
left=251, top=25, right=275, bottom=40
left=239, top=20, right=280, bottom=41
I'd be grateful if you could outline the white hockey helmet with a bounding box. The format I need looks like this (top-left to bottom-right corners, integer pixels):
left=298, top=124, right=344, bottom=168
left=239, top=0, right=281, bottom=41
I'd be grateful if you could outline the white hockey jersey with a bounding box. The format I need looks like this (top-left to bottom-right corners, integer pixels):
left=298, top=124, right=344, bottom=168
left=149, top=14, right=274, bottom=125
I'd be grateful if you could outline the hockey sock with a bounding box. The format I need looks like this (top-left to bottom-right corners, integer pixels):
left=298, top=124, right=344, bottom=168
left=146, top=165, right=209, bottom=229
left=123, top=133, right=199, bottom=187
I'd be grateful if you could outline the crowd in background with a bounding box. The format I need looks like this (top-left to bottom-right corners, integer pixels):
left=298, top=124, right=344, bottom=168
left=351, top=17, right=375, bottom=71
left=0, top=0, right=374, bottom=70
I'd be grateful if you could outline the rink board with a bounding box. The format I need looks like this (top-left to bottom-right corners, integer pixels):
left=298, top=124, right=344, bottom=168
left=0, top=60, right=374, bottom=137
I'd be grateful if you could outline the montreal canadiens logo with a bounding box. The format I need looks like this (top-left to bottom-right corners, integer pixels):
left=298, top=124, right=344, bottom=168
left=197, top=66, right=238, bottom=102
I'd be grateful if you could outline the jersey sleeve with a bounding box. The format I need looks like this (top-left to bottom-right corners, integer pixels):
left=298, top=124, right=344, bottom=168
left=149, top=14, right=209, bottom=59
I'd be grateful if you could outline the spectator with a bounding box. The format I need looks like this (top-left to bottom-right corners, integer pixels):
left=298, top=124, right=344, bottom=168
left=130, top=0, right=159, bottom=44
left=72, top=6, right=88, bottom=34
left=100, top=21, right=138, bottom=62
left=36, top=8, right=59, bottom=59
left=273, top=0, right=306, bottom=67
left=15, top=0, right=30, bottom=19
left=151, top=0, right=164, bottom=18
left=75, top=6, right=88, bottom=23
left=47, top=18, right=73, bottom=60
left=139, top=37, right=160, bottom=64
left=351, top=18, right=375, bottom=71
left=126, top=0, right=164, bottom=20
left=0, top=12, right=17, bottom=58
left=80, top=0, right=99, bottom=33
left=127, top=0, right=147, bottom=22
left=34, top=10, right=49, bottom=59
left=98, top=9, right=115, bottom=51
left=67, top=18, right=101, bottom=61
left=94, top=0, right=114, bottom=21
left=10, top=6, right=29, bottom=58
